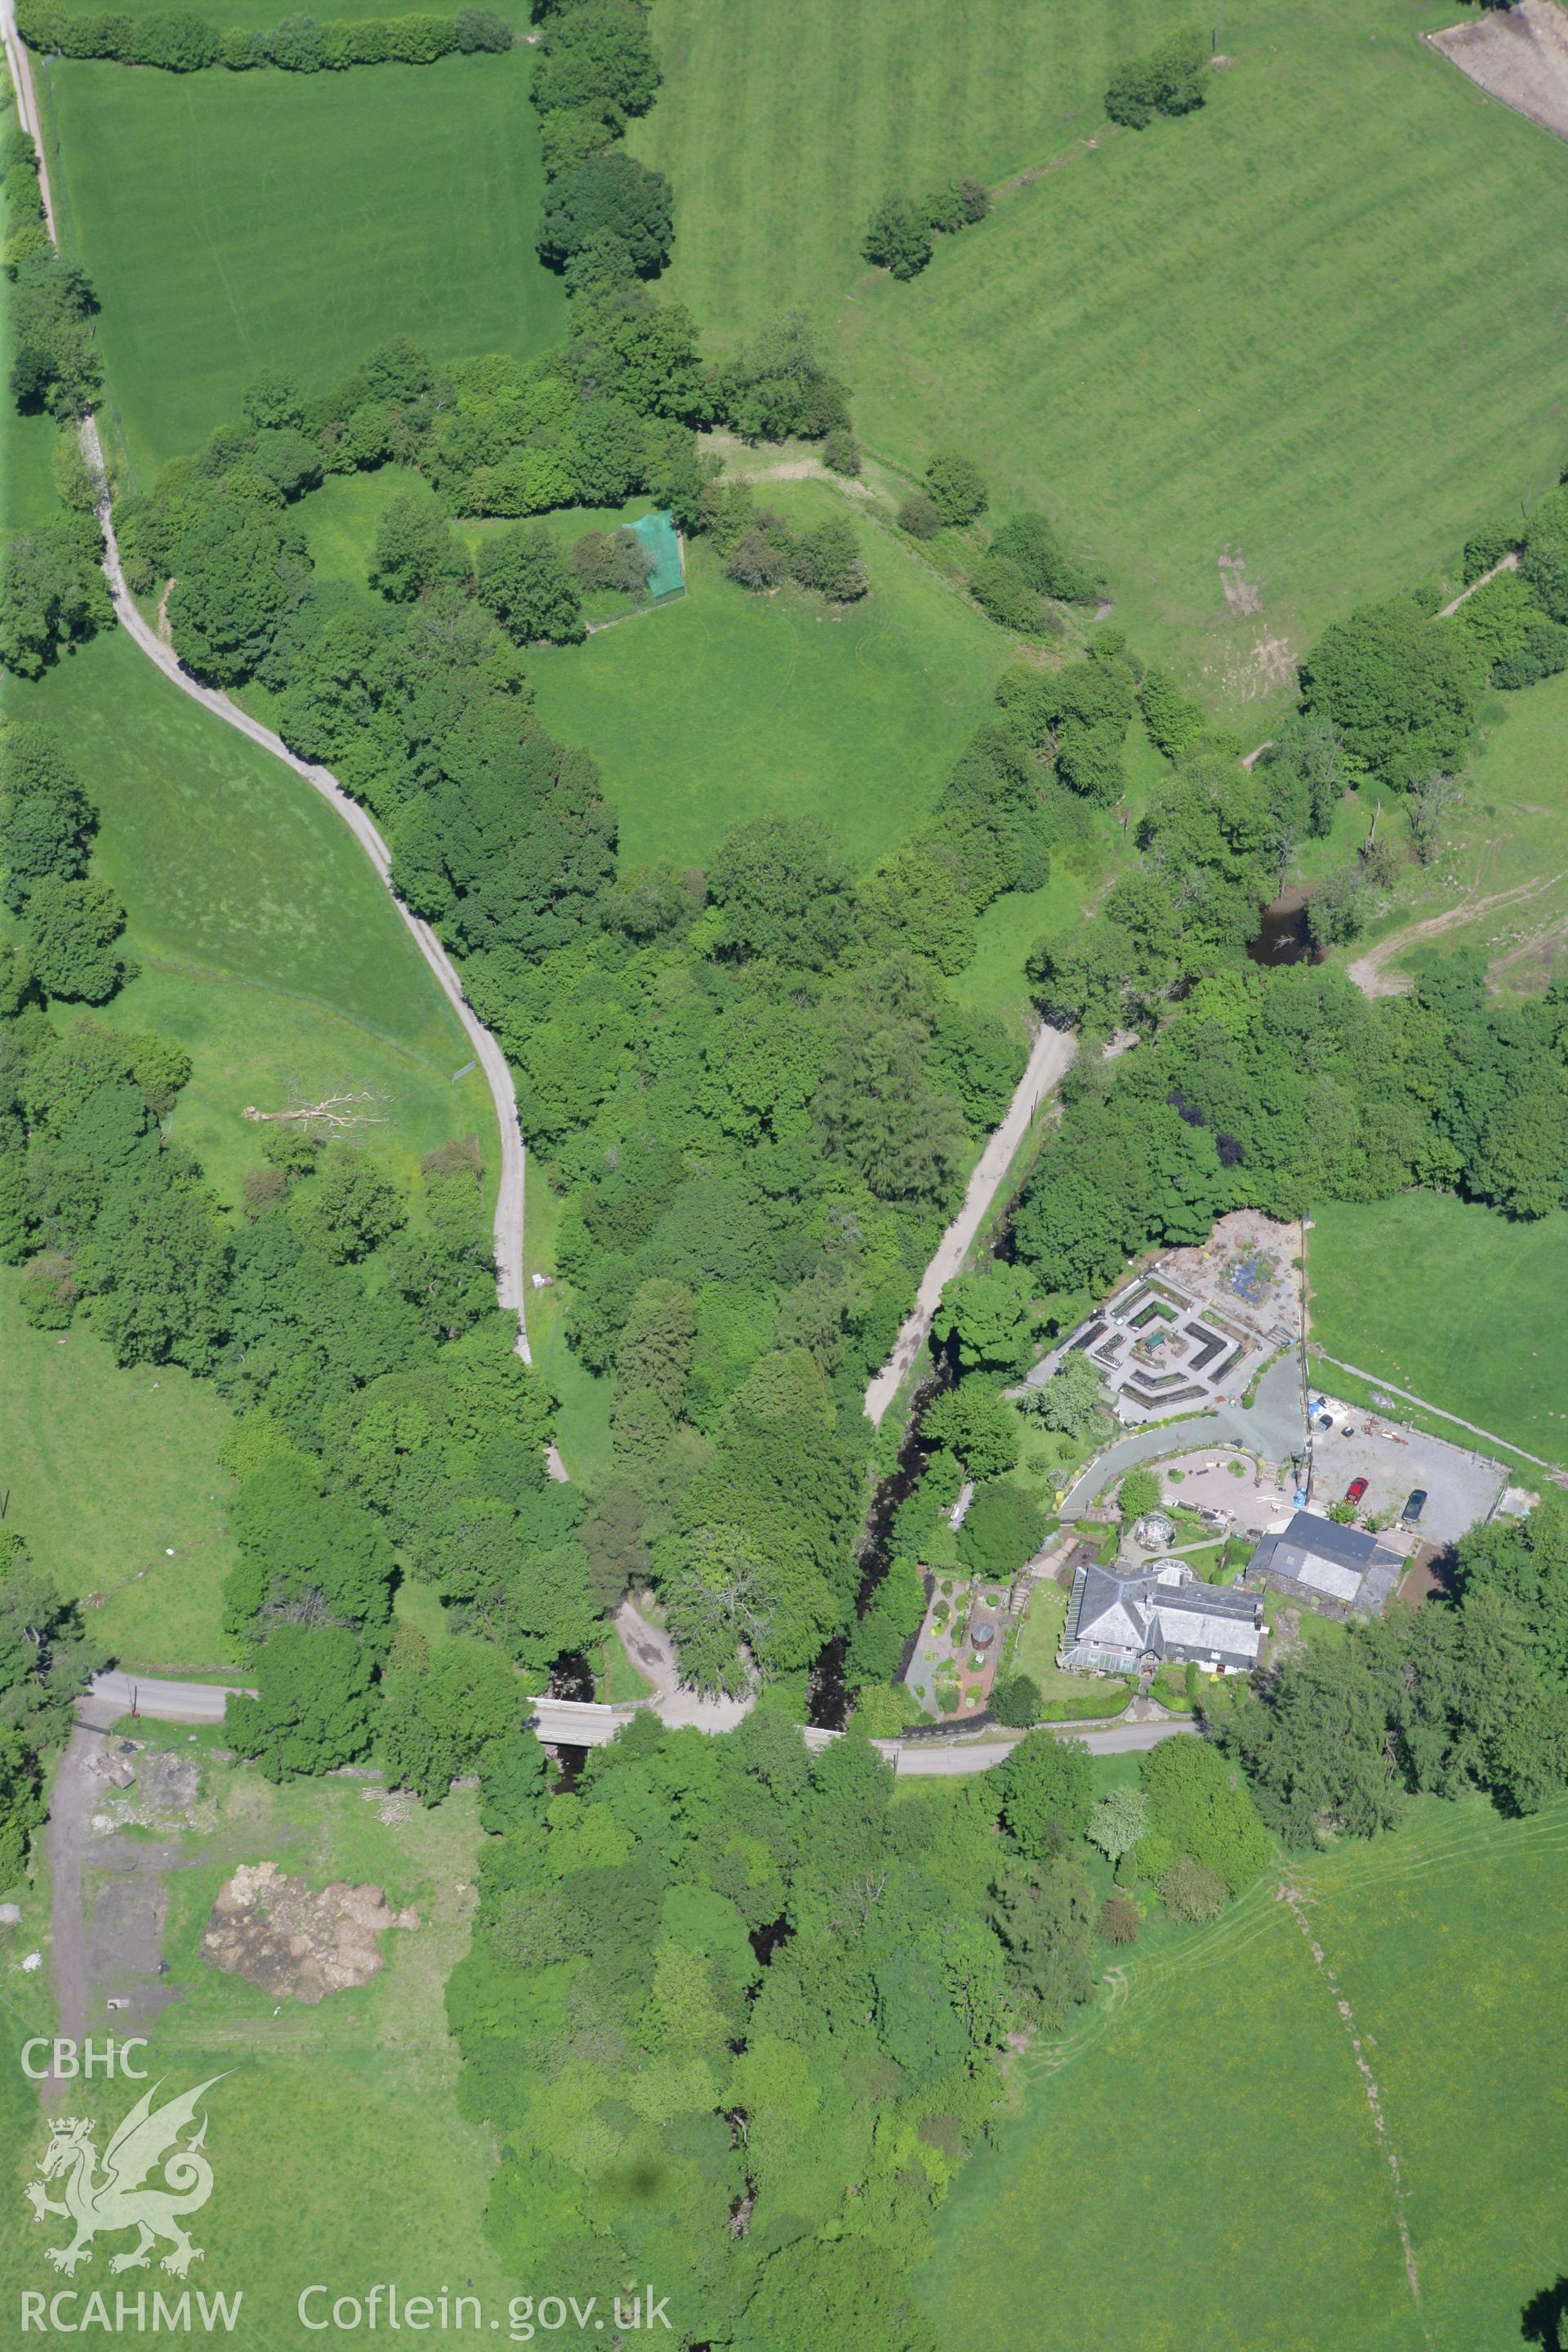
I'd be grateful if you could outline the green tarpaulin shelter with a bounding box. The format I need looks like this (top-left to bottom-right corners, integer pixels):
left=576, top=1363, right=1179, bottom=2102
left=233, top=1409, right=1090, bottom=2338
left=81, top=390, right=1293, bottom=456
left=627, top=508, right=685, bottom=601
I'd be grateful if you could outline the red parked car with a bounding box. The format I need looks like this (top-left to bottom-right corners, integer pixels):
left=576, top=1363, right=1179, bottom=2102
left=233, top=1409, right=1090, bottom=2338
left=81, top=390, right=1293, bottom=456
left=1344, top=1477, right=1369, bottom=1506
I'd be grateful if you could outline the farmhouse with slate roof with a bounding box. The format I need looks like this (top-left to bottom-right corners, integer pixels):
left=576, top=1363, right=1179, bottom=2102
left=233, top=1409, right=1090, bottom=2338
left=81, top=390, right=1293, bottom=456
left=1246, top=1510, right=1403, bottom=1616
left=1061, top=1558, right=1264, bottom=1676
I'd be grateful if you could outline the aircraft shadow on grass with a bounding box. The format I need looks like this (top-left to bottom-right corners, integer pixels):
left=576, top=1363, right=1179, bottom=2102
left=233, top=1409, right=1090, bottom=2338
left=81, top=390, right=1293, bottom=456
left=1521, top=2274, right=1568, bottom=2350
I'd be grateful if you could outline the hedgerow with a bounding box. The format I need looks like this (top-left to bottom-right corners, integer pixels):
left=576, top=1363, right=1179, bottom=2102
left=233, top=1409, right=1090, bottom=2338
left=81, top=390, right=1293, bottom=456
left=15, top=0, right=512, bottom=69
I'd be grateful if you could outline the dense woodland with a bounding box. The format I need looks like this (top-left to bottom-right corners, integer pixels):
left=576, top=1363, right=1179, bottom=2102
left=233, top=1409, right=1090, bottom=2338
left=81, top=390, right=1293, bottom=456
left=1013, top=953, right=1568, bottom=1318
left=1220, top=1494, right=1568, bottom=1838
left=448, top=1708, right=1269, bottom=2351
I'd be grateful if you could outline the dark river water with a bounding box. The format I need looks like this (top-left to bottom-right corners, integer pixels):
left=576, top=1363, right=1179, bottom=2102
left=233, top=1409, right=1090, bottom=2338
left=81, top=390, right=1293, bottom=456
left=806, top=1339, right=959, bottom=1729
left=1248, top=889, right=1325, bottom=968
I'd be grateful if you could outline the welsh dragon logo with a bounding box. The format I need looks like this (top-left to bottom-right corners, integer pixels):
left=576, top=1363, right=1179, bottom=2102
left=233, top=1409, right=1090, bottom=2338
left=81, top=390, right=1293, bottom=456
left=24, top=2076, right=226, bottom=2278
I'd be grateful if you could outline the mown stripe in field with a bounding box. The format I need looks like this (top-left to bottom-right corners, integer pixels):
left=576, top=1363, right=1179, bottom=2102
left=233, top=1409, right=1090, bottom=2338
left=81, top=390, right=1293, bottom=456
left=638, top=0, right=1165, bottom=336
left=641, top=0, right=1568, bottom=714
left=37, top=47, right=563, bottom=478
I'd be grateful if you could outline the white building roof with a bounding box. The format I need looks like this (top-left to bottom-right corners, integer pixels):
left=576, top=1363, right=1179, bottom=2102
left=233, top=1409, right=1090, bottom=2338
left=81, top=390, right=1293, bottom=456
left=1153, top=1606, right=1262, bottom=1661
left=1292, top=1555, right=1363, bottom=1603
left=1091, top=1602, right=1147, bottom=1651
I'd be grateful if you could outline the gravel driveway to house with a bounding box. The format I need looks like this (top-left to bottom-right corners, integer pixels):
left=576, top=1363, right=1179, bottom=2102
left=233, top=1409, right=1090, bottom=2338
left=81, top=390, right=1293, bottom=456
left=1059, top=1350, right=1308, bottom=1520
left=1154, top=1454, right=1297, bottom=1527
left=1307, top=1401, right=1508, bottom=1545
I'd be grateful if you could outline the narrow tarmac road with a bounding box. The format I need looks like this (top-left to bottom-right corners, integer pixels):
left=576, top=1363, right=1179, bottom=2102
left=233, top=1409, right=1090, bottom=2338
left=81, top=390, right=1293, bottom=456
left=88, top=1673, right=1189, bottom=1770
left=0, top=2, right=536, bottom=1361
left=87, top=1670, right=254, bottom=1722
left=887, top=1717, right=1193, bottom=1775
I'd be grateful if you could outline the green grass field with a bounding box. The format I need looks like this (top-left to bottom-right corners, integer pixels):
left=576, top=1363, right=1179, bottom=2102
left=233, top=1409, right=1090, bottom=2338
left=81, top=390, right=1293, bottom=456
left=8, top=629, right=491, bottom=1205
left=526, top=479, right=1009, bottom=875
left=294, top=464, right=450, bottom=584
left=920, top=1793, right=1568, bottom=2351
left=639, top=0, right=1568, bottom=715
left=0, top=401, right=60, bottom=537
left=634, top=0, right=1181, bottom=341
left=0, top=309, right=59, bottom=537
left=299, top=470, right=1034, bottom=900
left=37, top=43, right=561, bottom=483
left=0, top=414, right=495, bottom=1675
left=1332, top=668, right=1568, bottom=996
left=1308, top=1192, right=1568, bottom=1468
left=0, top=1272, right=238, bottom=1669
left=0, top=1753, right=524, bottom=2336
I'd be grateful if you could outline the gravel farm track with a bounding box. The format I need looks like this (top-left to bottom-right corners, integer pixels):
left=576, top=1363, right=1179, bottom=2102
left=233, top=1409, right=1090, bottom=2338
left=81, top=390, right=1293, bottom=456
left=1, top=0, right=1107, bottom=1448
left=1346, top=871, right=1567, bottom=997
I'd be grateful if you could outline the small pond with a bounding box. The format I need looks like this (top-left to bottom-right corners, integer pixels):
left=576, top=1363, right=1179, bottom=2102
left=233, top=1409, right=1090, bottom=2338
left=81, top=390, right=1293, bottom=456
left=1247, top=889, right=1326, bottom=968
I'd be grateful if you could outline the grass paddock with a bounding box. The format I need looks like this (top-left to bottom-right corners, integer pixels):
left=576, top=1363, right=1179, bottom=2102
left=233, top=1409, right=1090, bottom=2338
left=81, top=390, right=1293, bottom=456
left=633, top=0, right=1180, bottom=341
left=301, top=471, right=1031, bottom=894
left=0, top=1272, right=238, bottom=1669
left=639, top=0, right=1568, bottom=715
left=1330, top=669, right=1568, bottom=996
left=920, top=1794, right=1568, bottom=2350
left=1308, top=1192, right=1568, bottom=1468
left=525, top=480, right=1010, bottom=875
left=38, top=43, right=562, bottom=482
left=10, top=630, right=489, bottom=1205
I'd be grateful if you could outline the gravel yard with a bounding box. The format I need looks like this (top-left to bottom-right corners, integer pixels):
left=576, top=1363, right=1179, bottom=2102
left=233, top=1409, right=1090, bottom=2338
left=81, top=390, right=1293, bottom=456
left=1432, top=0, right=1568, bottom=144
left=1307, top=1396, right=1509, bottom=1545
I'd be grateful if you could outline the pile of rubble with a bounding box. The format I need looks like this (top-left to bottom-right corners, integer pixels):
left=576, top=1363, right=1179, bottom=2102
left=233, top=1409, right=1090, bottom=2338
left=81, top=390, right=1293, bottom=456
left=202, top=1860, right=418, bottom=2004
